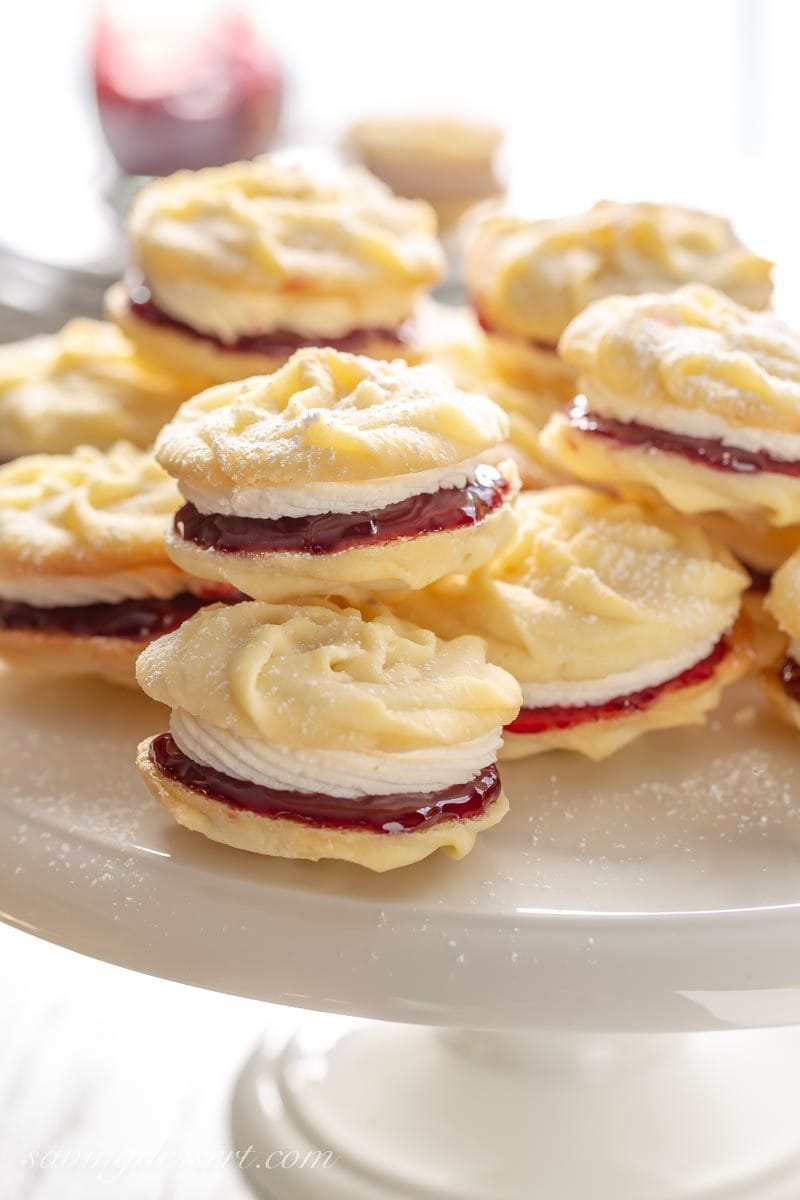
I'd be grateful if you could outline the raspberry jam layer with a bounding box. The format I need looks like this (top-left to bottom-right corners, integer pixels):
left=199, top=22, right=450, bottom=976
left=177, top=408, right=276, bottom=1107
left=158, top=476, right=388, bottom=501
left=506, top=638, right=729, bottom=736
left=780, top=657, right=800, bottom=704
left=151, top=733, right=501, bottom=834
left=127, top=280, right=414, bottom=356
left=569, top=401, right=800, bottom=478
left=175, top=468, right=509, bottom=556
left=0, top=593, right=215, bottom=641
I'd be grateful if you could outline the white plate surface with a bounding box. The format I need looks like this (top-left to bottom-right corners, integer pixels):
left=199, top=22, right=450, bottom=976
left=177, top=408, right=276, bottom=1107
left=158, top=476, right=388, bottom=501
left=2, top=668, right=800, bottom=1031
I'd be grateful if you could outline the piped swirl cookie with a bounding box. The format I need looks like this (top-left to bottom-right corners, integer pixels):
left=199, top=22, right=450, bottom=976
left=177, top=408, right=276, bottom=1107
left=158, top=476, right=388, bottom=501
left=0, top=444, right=231, bottom=685
left=155, top=347, right=520, bottom=601
left=107, top=156, right=444, bottom=382
left=0, top=319, right=206, bottom=459
left=136, top=600, right=520, bottom=870
left=393, top=487, right=751, bottom=760
left=542, top=284, right=800, bottom=526
left=466, top=203, right=773, bottom=400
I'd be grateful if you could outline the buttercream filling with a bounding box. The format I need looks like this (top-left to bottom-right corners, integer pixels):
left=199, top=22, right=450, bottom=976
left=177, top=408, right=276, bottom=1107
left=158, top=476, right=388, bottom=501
left=0, top=592, right=217, bottom=641
left=518, top=635, right=721, bottom=709
left=0, top=565, right=198, bottom=608
left=150, top=732, right=501, bottom=834
left=170, top=708, right=502, bottom=797
left=506, top=637, right=729, bottom=736
left=183, top=453, right=490, bottom=519
left=583, top=382, right=800, bottom=460
left=127, top=277, right=415, bottom=352
left=568, top=396, right=800, bottom=477
left=173, top=466, right=510, bottom=556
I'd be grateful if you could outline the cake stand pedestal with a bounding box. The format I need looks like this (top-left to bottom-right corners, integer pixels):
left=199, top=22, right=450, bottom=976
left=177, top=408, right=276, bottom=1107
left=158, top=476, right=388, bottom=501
left=2, top=671, right=800, bottom=1199
left=233, top=1024, right=800, bottom=1199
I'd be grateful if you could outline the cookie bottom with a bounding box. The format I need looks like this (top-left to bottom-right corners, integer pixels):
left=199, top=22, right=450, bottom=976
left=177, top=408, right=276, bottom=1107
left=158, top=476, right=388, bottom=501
left=0, top=627, right=140, bottom=687
left=136, top=737, right=509, bottom=871
left=164, top=494, right=520, bottom=602
left=500, top=626, right=753, bottom=761
left=542, top=413, right=800, bottom=527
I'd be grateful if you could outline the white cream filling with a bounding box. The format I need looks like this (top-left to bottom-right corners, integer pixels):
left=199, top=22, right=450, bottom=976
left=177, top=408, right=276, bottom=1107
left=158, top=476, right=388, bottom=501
left=169, top=708, right=501, bottom=799
left=182, top=455, right=499, bottom=519
left=518, top=634, right=721, bottom=710
left=581, top=382, right=800, bottom=462
left=0, top=565, right=199, bottom=608
left=145, top=277, right=417, bottom=343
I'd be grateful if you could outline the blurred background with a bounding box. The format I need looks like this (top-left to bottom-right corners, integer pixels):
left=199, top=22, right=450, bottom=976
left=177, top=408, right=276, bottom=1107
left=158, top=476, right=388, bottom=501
left=0, top=0, right=798, bottom=335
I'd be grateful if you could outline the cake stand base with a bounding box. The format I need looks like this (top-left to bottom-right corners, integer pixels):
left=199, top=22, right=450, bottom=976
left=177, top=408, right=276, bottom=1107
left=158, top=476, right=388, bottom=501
left=232, top=1022, right=800, bottom=1200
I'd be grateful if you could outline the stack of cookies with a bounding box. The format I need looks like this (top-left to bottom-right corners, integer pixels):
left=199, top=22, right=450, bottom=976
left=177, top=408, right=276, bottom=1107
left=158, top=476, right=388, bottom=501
left=136, top=346, right=524, bottom=869
left=0, top=154, right=449, bottom=694
left=3, top=147, right=799, bottom=873
left=535, top=283, right=800, bottom=735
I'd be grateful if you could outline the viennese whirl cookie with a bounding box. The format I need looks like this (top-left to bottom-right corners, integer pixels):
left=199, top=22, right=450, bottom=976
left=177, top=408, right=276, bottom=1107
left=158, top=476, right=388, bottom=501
left=0, top=444, right=230, bottom=686
left=107, top=156, right=444, bottom=382
left=155, top=347, right=520, bottom=601
left=394, top=487, right=751, bottom=760
left=136, top=600, right=520, bottom=870
left=543, top=285, right=800, bottom=528
left=0, top=319, right=206, bottom=459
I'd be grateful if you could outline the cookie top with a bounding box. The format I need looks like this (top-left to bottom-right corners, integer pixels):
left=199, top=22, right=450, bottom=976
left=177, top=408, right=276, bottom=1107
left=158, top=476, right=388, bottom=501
left=560, top=283, right=800, bottom=436
left=128, top=156, right=444, bottom=339
left=0, top=443, right=181, bottom=578
left=136, top=599, right=521, bottom=754
left=467, top=202, right=773, bottom=344
left=766, top=549, right=800, bottom=639
left=0, top=319, right=202, bottom=456
left=155, top=347, right=510, bottom=513
left=395, top=487, right=747, bottom=686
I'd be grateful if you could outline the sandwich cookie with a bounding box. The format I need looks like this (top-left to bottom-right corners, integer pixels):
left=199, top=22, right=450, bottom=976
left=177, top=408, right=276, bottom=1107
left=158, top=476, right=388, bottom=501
left=394, top=487, right=751, bottom=760
left=543, top=285, right=800, bottom=526
left=107, top=155, right=444, bottom=382
left=136, top=600, right=521, bottom=870
left=155, top=347, right=520, bottom=601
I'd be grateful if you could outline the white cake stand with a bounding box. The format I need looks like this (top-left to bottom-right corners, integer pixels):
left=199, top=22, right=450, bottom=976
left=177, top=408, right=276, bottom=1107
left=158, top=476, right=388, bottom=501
left=3, top=667, right=800, bottom=1198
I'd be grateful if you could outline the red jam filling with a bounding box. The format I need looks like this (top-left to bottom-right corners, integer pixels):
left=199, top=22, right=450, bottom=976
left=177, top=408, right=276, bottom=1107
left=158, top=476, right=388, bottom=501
left=0, top=592, right=224, bottom=641
left=150, top=733, right=501, bottom=834
left=569, top=400, right=800, bottom=478
left=175, top=468, right=509, bottom=556
left=746, top=567, right=772, bottom=593
left=126, top=277, right=414, bottom=355
left=506, top=638, right=729, bottom=736
left=780, top=657, right=800, bottom=704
